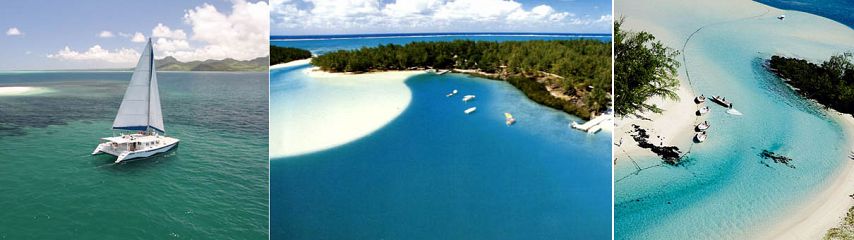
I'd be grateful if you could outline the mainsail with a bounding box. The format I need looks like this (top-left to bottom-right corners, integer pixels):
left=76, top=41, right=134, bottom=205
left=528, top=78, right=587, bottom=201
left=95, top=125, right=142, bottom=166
left=112, top=39, right=165, bottom=133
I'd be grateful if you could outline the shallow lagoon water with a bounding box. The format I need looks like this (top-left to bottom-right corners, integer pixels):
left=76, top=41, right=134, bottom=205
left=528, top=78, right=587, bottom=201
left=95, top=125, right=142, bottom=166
left=614, top=10, right=851, bottom=240
left=270, top=35, right=613, bottom=239
left=0, top=71, right=268, bottom=239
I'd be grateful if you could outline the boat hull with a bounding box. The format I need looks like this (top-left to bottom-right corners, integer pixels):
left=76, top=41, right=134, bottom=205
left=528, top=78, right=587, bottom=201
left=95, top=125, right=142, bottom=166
left=93, top=138, right=180, bottom=163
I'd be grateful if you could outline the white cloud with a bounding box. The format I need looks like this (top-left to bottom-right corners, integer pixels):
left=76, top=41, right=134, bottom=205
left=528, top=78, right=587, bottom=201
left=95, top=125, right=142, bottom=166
left=161, top=0, right=268, bottom=61
left=131, top=32, right=146, bottom=42
left=45, top=0, right=269, bottom=65
left=99, top=31, right=115, bottom=38
left=47, top=45, right=140, bottom=63
left=6, top=27, right=22, bottom=36
left=152, top=23, right=187, bottom=39
left=272, top=0, right=602, bottom=34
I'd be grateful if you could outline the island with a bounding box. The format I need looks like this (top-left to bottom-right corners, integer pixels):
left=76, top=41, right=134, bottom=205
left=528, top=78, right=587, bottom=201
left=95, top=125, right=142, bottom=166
left=299, top=39, right=611, bottom=119
left=156, top=56, right=268, bottom=72
left=767, top=53, right=854, bottom=115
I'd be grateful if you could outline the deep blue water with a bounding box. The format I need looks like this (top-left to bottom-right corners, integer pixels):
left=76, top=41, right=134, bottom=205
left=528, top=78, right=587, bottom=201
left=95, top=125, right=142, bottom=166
left=270, top=35, right=613, bottom=239
left=755, top=0, right=854, bottom=29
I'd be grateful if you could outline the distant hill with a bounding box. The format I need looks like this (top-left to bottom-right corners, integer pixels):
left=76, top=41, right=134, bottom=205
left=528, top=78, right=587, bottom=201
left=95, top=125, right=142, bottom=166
left=156, top=56, right=268, bottom=72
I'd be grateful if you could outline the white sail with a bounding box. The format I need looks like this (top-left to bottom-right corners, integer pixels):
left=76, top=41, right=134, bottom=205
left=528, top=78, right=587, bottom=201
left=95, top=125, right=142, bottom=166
left=112, top=39, right=164, bottom=132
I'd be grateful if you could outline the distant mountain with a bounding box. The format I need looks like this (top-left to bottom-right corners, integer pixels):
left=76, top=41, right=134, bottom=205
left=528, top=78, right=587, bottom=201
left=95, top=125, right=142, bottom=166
left=156, top=56, right=268, bottom=72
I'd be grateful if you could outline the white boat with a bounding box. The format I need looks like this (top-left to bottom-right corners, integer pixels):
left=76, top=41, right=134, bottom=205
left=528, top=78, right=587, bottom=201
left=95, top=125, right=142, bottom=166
left=464, top=107, right=477, bottom=114
left=697, top=106, right=710, bottom=115
left=695, top=94, right=706, bottom=103
left=437, top=69, right=450, bottom=75
left=695, top=131, right=707, bottom=142
left=778, top=14, right=786, bottom=20
left=446, top=89, right=458, bottom=97
left=462, top=95, right=476, bottom=102
left=92, top=39, right=179, bottom=163
left=696, top=121, right=710, bottom=131
left=711, top=95, right=733, bottom=108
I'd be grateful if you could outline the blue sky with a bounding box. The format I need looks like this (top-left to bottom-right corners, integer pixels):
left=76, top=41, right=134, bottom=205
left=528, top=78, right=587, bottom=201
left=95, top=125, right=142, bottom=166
left=270, top=0, right=612, bottom=35
left=0, top=0, right=268, bottom=70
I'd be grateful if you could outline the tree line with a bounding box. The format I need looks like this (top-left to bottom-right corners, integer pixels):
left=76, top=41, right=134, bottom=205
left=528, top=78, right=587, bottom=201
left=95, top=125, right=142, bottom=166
left=310, top=39, right=611, bottom=119
left=769, top=53, right=854, bottom=114
left=614, top=18, right=681, bottom=118
left=270, top=45, right=312, bottom=65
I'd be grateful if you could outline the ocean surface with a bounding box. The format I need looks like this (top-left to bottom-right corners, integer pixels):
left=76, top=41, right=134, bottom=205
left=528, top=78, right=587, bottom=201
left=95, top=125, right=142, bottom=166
left=270, top=34, right=613, bottom=239
left=614, top=9, right=852, bottom=240
left=755, top=0, right=854, bottom=29
left=0, top=71, right=268, bottom=239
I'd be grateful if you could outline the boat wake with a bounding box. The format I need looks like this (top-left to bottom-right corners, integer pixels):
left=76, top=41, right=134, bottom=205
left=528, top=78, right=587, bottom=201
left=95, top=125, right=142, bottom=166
left=726, top=108, right=743, bottom=115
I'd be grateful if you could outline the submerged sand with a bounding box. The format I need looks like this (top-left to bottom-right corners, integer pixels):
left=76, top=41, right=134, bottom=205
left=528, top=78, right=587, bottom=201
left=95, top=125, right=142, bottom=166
left=616, top=0, right=854, bottom=238
left=269, top=59, right=311, bottom=70
left=269, top=67, right=423, bottom=158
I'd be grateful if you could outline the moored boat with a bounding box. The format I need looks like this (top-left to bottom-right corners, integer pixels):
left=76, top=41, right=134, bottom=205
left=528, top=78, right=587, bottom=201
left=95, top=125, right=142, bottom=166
left=462, top=95, right=476, bottom=102
left=696, top=121, right=710, bottom=131
left=695, top=94, right=706, bottom=103
left=712, top=95, right=733, bottom=108
left=504, top=112, right=516, bottom=126
left=697, top=106, right=710, bottom=115
left=695, top=131, right=707, bottom=142
left=464, top=107, right=477, bottom=114
left=446, top=89, right=458, bottom=97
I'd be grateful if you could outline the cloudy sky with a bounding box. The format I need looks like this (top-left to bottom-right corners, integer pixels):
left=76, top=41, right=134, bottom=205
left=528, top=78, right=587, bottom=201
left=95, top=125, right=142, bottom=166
left=0, top=0, right=268, bottom=70
left=271, top=0, right=612, bottom=35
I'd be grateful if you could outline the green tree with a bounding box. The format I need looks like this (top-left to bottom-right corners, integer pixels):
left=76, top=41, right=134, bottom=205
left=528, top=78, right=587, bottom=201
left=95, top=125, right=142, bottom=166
left=614, top=17, right=681, bottom=117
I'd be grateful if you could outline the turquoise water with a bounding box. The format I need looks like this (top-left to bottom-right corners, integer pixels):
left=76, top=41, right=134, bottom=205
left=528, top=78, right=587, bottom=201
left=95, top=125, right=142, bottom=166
left=0, top=71, right=268, bottom=239
left=614, top=12, right=851, bottom=240
left=270, top=35, right=613, bottom=239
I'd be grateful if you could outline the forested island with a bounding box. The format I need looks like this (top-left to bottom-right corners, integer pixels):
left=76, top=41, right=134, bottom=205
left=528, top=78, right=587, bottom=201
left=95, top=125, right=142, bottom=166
left=309, top=40, right=611, bottom=119
left=768, top=53, right=854, bottom=114
left=271, top=46, right=312, bottom=65
left=156, top=56, right=268, bottom=71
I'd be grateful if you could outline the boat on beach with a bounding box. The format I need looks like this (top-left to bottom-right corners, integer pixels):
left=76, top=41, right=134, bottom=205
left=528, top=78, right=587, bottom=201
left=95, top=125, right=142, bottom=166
left=712, top=95, right=733, bottom=108
left=697, top=106, right=710, bottom=115
left=462, top=95, right=476, bottom=102
left=695, top=94, right=706, bottom=103
left=446, top=89, right=458, bottom=97
left=91, top=39, right=179, bottom=163
left=504, top=112, right=516, bottom=126
left=696, top=121, right=710, bottom=131
left=464, top=107, right=477, bottom=114
left=437, top=69, right=449, bottom=75
left=695, top=131, right=707, bottom=142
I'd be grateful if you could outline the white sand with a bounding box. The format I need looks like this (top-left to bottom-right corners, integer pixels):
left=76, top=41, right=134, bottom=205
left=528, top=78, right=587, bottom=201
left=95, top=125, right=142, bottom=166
left=269, top=67, right=424, bottom=158
left=617, top=0, right=854, bottom=238
left=0, top=86, right=51, bottom=96
left=269, top=59, right=311, bottom=70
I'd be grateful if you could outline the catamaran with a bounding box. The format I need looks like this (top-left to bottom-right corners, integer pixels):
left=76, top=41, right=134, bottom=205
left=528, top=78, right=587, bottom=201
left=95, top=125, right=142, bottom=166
left=92, top=39, right=179, bottom=163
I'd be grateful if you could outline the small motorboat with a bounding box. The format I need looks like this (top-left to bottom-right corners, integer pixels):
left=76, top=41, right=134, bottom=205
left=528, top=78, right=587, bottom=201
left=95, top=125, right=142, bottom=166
left=711, top=95, right=732, bottom=108
left=778, top=14, right=786, bottom=20
left=504, top=112, right=516, bottom=126
left=464, top=107, right=477, bottom=114
left=697, top=106, right=710, bottom=115
left=446, top=89, right=458, bottom=97
left=696, top=121, right=710, bottom=131
left=437, top=69, right=450, bottom=75
left=462, top=95, right=476, bottom=102
left=695, top=131, right=707, bottom=142
left=695, top=94, right=706, bottom=103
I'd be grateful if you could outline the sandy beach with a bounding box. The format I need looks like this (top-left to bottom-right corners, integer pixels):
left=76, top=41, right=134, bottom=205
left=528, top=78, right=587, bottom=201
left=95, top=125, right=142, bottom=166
left=269, top=66, right=424, bottom=158
left=269, top=58, right=311, bottom=70
left=616, top=0, right=854, bottom=238
left=0, top=86, right=51, bottom=96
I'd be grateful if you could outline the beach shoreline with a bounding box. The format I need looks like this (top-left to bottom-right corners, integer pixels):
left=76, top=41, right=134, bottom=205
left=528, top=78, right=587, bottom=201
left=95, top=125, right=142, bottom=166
left=754, top=112, right=854, bottom=239
left=270, top=58, right=311, bottom=70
